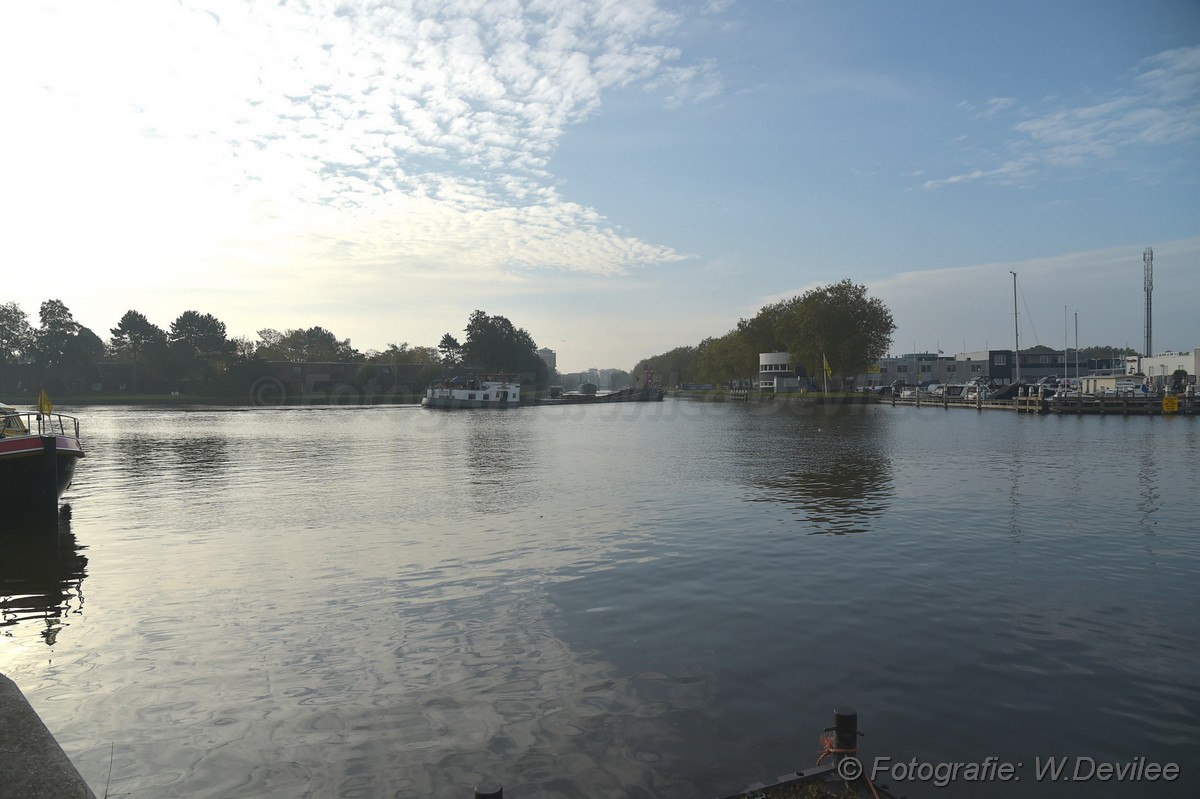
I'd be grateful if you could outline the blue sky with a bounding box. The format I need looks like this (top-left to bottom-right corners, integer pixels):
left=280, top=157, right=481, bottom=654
left=3, top=0, right=1197, bottom=372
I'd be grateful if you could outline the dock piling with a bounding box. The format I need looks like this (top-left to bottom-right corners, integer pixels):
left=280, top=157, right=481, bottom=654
left=474, top=781, right=503, bottom=798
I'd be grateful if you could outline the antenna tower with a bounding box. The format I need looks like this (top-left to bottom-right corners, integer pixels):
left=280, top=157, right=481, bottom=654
left=1143, top=247, right=1153, bottom=357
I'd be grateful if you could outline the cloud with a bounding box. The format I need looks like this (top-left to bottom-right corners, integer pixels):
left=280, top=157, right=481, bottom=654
left=921, top=159, right=1034, bottom=189
left=2, top=0, right=712, bottom=283
left=644, top=58, right=723, bottom=108
left=923, top=44, right=1200, bottom=189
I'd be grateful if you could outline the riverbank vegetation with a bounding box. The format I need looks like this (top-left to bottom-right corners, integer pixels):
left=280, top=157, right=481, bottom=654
left=634, top=280, right=897, bottom=390
left=0, top=300, right=548, bottom=404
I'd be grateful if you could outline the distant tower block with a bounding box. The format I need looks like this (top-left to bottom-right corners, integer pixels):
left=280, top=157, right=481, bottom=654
left=1143, top=247, right=1153, bottom=357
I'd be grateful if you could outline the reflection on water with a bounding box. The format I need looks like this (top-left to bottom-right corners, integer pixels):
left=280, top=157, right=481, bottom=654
left=753, top=452, right=893, bottom=535
left=738, top=409, right=895, bottom=535
left=0, top=508, right=88, bottom=647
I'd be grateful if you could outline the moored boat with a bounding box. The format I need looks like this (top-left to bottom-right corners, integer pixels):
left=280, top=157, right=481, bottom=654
left=534, top=368, right=664, bottom=406
left=422, top=376, right=521, bottom=409
left=532, top=385, right=665, bottom=405
left=1, top=399, right=85, bottom=518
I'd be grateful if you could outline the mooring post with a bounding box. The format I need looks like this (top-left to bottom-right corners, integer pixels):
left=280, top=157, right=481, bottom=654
left=474, top=781, right=503, bottom=799
left=833, top=706, right=858, bottom=764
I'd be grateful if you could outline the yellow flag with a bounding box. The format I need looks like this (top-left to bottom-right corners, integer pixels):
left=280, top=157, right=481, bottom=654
left=37, top=389, right=53, bottom=415
left=823, top=354, right=832, bottom=378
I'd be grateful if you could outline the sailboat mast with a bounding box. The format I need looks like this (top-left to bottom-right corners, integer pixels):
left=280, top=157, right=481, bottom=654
left=1064, top=306, right=1069, bottom=381
left=1011, top=271, right=1020, bottom=383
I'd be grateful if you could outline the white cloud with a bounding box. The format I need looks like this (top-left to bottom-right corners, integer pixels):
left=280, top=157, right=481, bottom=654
left=1, top=0, right=711, bottom=289
left=923, top=44, right=1200, bottom=189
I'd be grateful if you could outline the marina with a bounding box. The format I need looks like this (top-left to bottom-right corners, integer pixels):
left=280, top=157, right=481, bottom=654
left=884, top=389, right=1198, bottom=415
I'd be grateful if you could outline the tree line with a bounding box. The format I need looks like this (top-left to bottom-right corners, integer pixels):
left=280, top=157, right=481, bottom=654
left=0, top=301, right=549, bottom=397
left=632, top=280, right=896, bottom=389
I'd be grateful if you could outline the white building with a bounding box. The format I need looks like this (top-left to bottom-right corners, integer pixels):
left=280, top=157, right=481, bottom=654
left=537, top=347, right=557, bottom=371
left=758, top=352, right=802, bottom=392
left=1126, top=348, right=1199, bottom=388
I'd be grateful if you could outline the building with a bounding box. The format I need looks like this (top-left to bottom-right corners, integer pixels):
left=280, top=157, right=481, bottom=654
left=1127, top=348, right=1200, bottom=388
left=537, top=348, right=557, bottom=371
left=758, top=352, right=803, bottom=392
left=264, top=361, right=427, bottom=395
left=861, top=349, right=1082, bottom=388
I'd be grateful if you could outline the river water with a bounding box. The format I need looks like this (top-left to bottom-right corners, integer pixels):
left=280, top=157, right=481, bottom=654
left=1, top=400, right=1197, bottom=798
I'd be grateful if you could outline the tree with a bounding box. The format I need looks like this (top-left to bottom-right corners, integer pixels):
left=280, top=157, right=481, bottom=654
left=33, top=299, right=81, bottom=368
left=256, top=326, right=359, bottom=362
left=459, top=311, right=548, bottom=384
left=0, top=302, right=33, bottom=363
left=407, top=345, right=441, bottom=365
left=111, top=310, right=167, bottom=391
left=632, top=345, right=698, bottom=387
left=30, top=300, right=104, bottom=393
left=776, top=280, right=895, bottom=383
left=438, top=333, right=462, bottom=367
left=169, top=310, right=232, bottom=389
left=736, top=301, right=790, bottom=356
left=0, top=302, right=33, bottom=393
left=692, top=331, right=756, bottom=386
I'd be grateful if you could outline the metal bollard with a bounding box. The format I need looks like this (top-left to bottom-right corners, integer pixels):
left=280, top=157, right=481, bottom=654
left=474, top=781, right=503, bottom=799
left=833, top=706, right=859, bottom=762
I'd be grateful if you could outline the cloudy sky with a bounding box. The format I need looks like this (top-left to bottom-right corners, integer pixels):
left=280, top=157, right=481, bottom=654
left=3, top=0, right=1197, bottom=371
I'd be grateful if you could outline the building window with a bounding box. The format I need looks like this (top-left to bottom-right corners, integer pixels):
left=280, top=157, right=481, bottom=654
left=994, top=354, right=1006, bottom=365
left=946, top=364, right=957, bottom=373
left=897, top=365, right=908, bottom=373
left=920, top=364, right=932, bottom=373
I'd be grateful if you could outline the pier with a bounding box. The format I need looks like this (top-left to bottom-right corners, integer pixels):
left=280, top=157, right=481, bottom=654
left=889, top=391, right=1198, bottom=415
left=0, top=674, right=96, bottom=798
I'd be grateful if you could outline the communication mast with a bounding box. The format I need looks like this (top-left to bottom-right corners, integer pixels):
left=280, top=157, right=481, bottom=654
left=1143, top=247, right=1153, bottom=357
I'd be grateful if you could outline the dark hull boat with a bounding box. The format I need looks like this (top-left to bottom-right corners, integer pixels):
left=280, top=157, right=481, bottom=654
left=533, top=386, right=665, bottom=405
left=1, top=403, right=85, bottom=519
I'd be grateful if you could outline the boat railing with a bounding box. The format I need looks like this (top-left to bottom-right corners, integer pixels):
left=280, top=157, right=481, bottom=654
left=1, top=410, right=81, bottom=439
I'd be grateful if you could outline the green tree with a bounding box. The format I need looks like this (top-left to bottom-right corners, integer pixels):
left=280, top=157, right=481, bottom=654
left=111, top=310, right=168, bottom=392
left=33, top=299, right=80, bottom=369
left=31, top=300, right=104, bottom=393
left=407, top=345, right=441, bottom=365
left=460, top=311, right=548, bottom=384
left=0, top=302, right=34, bottom=393
left=632, top=345, right=698, bottom=387
left=282, top=327, right=358, bottom=362
left=255, top=326, right=357, bottom=362
left=776, top=280, right=895, bottom=383
left=736, top=301, right=790, bottom=356
left=255, top=328, right=284, bottom=358
left=169, top=310, right=232, bottom=390
left=438, top=333, right=462, bottom=367
left=692, top=330, right=757, bottom=386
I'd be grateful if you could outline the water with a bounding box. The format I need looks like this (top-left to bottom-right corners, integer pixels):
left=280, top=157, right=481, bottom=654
left=1, top=400, right=1197, bottom=798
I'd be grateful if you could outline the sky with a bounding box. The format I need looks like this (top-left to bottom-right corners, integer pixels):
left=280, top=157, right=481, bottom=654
left=2, top=0, right=1198, bottom=372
